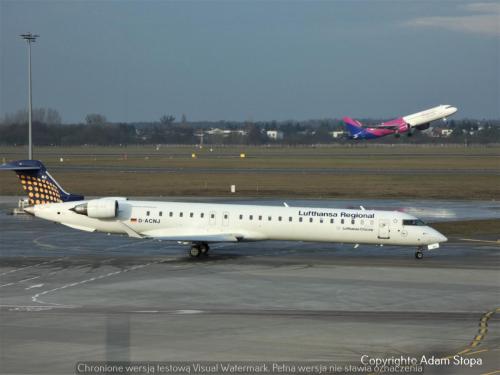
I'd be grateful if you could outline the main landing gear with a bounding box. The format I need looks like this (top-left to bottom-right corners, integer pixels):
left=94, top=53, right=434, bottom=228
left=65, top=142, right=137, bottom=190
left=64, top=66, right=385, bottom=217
left=415, top=246, right=424, bottom=260
left=189, top=243, right=209, bottom=257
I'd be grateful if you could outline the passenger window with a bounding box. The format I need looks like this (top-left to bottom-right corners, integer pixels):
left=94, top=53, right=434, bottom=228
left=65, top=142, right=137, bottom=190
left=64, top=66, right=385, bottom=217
left=169, top=212, right=173, bottom=217
left=289, top=217, right=293, bottom=222
left=239, top=214, right=243, bottom=220
left=330, top=218, right=334, bottom=224
left=351, top=219, right=355, bottom=225
left=258, top=215, right=262, bottom=221
left=159, top=211, right=163, bottom=217
left=146, top=211, right=150, bottom=216
left=278, top=216, right=282, bottom=221
left=268, top=216, right=272, bottom=221
left=201, top=213, right=204, bottom=218
left=341, top=219, right=344, bottom=224
left=249, top=215, right=253, bottom=220
left=180, top=212, right=183, bottom=217
left=309, top=218, right=313, bottom=223
left=299, top=217, right=303, bottom=222
left=224, top=214, right=228, bottom=219
left=211, top=213, right=215, bottom=219
left=190, top=212, right=194, bottom=218
left=320, top=219, right=323, bottom=223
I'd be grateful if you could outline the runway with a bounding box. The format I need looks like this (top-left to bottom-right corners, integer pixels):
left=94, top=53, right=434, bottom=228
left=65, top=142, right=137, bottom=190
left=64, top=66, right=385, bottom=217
left=1, top=198, right=499, bottom=374
left=40, top=165, right=500, bottom=175
left=3, top=150, right=500, bottom=158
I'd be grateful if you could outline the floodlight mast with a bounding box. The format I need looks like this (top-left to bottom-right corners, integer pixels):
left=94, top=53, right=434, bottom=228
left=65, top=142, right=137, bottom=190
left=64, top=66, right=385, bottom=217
left=20, top=33, right=39, bottom=160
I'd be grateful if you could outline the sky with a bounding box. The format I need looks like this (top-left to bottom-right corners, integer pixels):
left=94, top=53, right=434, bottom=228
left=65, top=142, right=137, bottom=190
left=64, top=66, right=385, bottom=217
left=1, top=0, right=499, bottom=123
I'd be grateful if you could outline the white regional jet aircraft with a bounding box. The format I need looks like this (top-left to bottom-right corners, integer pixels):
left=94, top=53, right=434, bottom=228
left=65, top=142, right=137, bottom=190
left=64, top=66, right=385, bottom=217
left=1, top=160, right=447, bottom=259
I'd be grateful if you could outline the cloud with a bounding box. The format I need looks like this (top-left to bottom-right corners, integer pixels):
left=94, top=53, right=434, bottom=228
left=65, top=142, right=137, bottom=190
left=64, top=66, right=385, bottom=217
left=462, top=2, right=500, bottom=13
left=404, top=2, right=500, bottom=36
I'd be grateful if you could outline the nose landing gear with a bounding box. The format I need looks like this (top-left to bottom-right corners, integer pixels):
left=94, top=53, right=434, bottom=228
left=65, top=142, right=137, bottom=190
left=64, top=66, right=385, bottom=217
left=415, top=246, right=424, bottom=259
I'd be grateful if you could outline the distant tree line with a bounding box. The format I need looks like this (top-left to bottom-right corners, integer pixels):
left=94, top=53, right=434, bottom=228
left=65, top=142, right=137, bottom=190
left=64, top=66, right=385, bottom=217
left=0, top=109, right=499, bottom=145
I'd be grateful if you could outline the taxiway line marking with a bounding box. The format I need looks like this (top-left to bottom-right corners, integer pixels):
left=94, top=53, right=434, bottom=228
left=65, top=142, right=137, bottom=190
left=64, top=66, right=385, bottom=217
left=19, top=276, right=41, bottom=283
left=441, top=307, right=498, bottom=360
left=465, top=349, right=488, bottom=356
left=25, top=283, right=44, bottom=290
left=0, top=258, right=65, bottom=277
left=33, top=235, right=68, bottom=250
left=31, top=258, right=166, bottom=306
left=481, top=370, right=500, bottom=375
left=0, top=276, right=42, bottom=288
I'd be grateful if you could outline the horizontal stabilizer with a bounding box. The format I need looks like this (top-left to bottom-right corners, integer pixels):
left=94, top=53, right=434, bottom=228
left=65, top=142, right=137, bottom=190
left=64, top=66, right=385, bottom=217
left=61, top=223, right=96, bottom=232
left=0, top=162, right=41, bottom=171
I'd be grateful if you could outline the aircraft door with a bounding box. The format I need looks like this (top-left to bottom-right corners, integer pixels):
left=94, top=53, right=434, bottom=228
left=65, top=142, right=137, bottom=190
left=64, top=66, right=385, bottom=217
left=209, top=211, right=216, bottom=226
left=378, top=219, right=390, bottom=239
left=222, top=212, right=229, bottom=227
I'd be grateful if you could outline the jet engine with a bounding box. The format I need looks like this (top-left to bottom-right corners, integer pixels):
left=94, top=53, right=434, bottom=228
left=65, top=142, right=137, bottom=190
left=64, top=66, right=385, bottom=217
left=415, top=123, right=430, bottom=130
left=71, top=199, right=119, bottom=219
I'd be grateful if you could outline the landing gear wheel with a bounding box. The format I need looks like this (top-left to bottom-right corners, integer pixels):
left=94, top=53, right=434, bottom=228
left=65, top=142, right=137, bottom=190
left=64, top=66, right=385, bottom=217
left=199, top=243, right=209, bottom=255
left=190, top=245, right=201, bottom=257
left=415, top=251, right=423, bottom=260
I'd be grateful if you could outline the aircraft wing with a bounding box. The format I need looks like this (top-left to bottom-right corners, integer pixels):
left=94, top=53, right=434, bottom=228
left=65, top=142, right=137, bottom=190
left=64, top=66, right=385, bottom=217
left=364, top=124, right=401, bottom=130
left=365, top=117, right=408, bottom=130
left=119, top=222, right=244, bottom=242
left=146, top=233, right=243, bottom=243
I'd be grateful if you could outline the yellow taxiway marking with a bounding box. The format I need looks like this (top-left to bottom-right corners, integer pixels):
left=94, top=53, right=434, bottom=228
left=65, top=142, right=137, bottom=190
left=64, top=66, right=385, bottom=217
left=465, top=349, right=489, bottom=356
left=459, top=238, right=500, bottom=245
left=441, top=307, right=499, bottom=360
left=481, top=371, right=500, bottom=375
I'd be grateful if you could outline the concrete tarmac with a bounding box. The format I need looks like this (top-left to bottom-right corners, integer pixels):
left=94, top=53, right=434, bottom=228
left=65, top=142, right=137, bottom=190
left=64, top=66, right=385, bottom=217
left=0, top=200, right=499, bottom=375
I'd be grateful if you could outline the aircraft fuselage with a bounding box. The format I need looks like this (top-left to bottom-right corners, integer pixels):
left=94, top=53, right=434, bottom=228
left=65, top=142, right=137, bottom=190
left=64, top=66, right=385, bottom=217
left=31, top=199, right=447, bottom=248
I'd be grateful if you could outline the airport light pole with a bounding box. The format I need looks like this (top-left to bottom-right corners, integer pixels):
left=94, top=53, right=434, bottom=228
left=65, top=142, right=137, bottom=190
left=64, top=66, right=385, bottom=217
left=20, top=32, right=39, bottom=160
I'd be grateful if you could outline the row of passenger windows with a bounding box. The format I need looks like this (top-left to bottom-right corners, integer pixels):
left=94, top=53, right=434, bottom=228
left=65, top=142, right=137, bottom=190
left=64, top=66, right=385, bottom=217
left=146, top=211, right=214, bottom=219
left=144, top=210, right=373, bottom=225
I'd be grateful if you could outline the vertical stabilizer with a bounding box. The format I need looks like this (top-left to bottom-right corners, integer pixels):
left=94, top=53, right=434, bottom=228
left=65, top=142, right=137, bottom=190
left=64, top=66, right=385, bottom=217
left=0, top=160, right=84, bottom=205
left=343, top=117, right=365, bottom=138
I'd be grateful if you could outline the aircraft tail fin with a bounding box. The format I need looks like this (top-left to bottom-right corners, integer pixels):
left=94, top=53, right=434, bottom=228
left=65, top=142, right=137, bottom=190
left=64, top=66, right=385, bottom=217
left=343, top=117, right=364, bottom=137
left=0, top=160, right=84, bottom=205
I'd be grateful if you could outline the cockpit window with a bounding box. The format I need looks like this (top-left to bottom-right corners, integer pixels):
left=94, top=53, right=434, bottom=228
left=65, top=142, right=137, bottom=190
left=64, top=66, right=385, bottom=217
left=403, top=219, right=426, bottom=226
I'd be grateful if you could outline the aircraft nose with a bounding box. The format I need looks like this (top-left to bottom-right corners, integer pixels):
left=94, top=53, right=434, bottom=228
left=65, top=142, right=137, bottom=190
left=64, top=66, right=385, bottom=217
left=436, top=231, right=447, bottom=243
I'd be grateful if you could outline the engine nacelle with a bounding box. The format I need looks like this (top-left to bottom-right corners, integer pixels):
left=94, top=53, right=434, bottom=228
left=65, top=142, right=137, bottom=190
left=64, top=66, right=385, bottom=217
left=72, top=199, right=119, bottom=219
left=415, top=123, right=430, bottom=130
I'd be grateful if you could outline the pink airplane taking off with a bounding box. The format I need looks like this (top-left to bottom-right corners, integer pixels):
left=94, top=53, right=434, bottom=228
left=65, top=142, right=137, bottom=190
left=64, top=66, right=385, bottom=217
left=344, top=105, right=458, bottom=140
